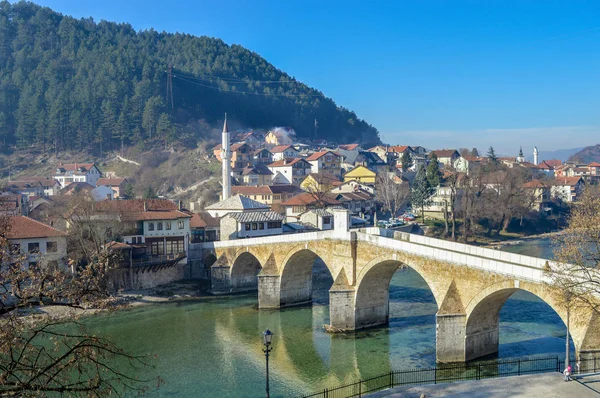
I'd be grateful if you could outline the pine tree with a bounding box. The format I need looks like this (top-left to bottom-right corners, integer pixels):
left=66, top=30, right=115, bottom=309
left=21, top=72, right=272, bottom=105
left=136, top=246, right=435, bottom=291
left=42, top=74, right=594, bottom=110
left=401, top=151, right=413, bottom=172
left=487, top=146, right=498, bottom=164
left=142, top=185, right=158, bottom=199
left=412, top=165, right=432, bottom=223
left=426, top=153, right=442, bottom=187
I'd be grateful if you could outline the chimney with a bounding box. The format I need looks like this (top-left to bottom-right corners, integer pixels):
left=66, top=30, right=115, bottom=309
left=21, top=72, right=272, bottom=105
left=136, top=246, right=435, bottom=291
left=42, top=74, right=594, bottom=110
left=178, top=200, right=182, bottom=211
left=143, top=200, right=147, bottom=212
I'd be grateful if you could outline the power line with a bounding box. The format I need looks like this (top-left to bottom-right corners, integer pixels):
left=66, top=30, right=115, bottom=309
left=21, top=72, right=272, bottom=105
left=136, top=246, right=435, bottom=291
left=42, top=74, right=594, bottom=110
left=172, top=74, right=326, bottom=98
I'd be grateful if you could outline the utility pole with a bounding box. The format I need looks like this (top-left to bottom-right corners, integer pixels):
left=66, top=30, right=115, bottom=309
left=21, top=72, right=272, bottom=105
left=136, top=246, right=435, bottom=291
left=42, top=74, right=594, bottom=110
left=166, top=65, right=174, bottom=110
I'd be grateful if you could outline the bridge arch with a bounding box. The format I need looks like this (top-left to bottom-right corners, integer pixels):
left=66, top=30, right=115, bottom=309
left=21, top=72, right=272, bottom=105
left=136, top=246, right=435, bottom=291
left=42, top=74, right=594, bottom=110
left=279, top=246, right=334, bottom=307
left=464, top=280, right=577, bottom=361
left=230, top=251, right=262, bottom=291
left=203, top=253, right=217, bottom=279
left=354, top=256, right=441, bottom=330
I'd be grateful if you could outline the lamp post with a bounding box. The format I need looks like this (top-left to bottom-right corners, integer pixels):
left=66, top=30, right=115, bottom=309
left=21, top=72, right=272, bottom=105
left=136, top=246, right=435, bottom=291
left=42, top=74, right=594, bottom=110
left=263, top=329, right=273, bottom=398
left=565, top=291, right=572, bottom=372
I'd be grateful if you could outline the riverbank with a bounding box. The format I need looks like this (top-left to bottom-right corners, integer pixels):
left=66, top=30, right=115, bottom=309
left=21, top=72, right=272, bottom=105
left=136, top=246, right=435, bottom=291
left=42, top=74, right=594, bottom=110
left=22, top=280, right=213, bottom=321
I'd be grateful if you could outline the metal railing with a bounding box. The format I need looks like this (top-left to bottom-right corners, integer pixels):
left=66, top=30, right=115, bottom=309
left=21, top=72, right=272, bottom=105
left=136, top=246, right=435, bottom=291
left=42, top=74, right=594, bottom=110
left=298, top=356, right=600, bottom=398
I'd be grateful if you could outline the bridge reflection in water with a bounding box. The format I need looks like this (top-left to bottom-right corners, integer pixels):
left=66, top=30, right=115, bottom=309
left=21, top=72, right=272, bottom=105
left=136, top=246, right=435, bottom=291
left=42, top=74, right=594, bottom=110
left=79, top=259, right=577, bottom=397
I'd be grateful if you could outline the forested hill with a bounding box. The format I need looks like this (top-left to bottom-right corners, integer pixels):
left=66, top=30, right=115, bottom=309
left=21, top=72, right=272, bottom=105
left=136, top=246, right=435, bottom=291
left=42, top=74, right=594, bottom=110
left=0, top=2, right=380, bottom=153
left=568, top=144, right=600, bottom=164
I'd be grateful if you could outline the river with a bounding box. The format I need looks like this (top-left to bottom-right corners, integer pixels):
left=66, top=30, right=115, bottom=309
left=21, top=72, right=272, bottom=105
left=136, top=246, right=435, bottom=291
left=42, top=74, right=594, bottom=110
left=83, top=237, right=571, bottom=397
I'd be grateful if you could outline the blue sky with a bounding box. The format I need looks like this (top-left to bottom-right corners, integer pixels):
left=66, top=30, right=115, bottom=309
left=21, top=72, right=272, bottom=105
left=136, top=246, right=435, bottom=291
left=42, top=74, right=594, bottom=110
left=30, top=0, right=600, bottom=154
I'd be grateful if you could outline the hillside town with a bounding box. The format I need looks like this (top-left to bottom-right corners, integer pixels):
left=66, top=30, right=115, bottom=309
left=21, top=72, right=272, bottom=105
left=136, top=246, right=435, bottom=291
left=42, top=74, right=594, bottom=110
left=1, top=115, right=598, bottom=282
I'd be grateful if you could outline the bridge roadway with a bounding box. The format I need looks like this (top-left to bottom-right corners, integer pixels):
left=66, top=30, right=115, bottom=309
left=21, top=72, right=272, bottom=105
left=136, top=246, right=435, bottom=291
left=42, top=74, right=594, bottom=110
left=198, top=210, right=600, bottom=364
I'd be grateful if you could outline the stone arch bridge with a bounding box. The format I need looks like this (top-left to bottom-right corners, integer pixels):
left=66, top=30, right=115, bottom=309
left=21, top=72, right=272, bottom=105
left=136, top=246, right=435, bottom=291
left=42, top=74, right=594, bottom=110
left=198, top=225, right=600, bottom=364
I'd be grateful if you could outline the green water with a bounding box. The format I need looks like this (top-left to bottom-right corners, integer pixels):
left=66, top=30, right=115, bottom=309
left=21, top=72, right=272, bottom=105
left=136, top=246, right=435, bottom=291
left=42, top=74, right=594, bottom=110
left=83, top=238, right=570, bottom=397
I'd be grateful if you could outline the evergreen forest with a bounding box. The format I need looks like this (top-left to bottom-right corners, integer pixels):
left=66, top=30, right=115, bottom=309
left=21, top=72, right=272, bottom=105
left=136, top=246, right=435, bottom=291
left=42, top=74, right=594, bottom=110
left=0, top=1, right=380, bottom=154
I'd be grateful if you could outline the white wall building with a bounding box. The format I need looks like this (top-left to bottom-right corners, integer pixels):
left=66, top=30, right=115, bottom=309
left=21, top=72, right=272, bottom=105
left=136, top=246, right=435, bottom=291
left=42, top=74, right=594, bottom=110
left=7, top=216, right=68, bottom=269
left=53, top=163, right=101, bottom=188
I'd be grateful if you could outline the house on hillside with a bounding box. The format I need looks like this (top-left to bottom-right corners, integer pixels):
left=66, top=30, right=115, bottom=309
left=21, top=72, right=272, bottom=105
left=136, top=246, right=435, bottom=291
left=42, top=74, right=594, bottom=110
left=306, top=150, right=343, bottom=177
left=367, top=145, right=388, bottom=162
left=430, top=150, right=460, bottom=168
left=53, top=163, right=101, bottom=188
left=522, top=180, right=551, bottom=211
left=213, top=143, right=253, bottom=169
left=253, top=148, right=273, bottom=165
left=5, top=181, right=44, bottom=198
left=7, top=216, right=68, bottom=269
left=267, top=158, right=312, bottom=185
left=453, top=156, right=484, bottom=175
left=551, top=176, right=585, bottom=202
left=269, top=145, right=299, bottom=161
left=0, top=193, right=28, bottom=216
left=231, top=185, right=303, bottom=211
left=301, top=173, right=342, bottom=193
left=11, top=177, right=61, bottom=196
left=240, top=164, right=273, bottom=186
left=96, top=177, right=129, bottom=198
left=280, top=192, right=340, bottom=222
left=343, top=165, right=377, bottom=184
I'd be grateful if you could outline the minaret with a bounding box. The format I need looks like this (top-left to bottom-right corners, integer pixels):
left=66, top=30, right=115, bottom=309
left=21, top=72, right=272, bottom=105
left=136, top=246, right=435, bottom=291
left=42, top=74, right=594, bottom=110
left=533, top=146, right=539, bottom=166
left=221, top=113, right=231, bottom=200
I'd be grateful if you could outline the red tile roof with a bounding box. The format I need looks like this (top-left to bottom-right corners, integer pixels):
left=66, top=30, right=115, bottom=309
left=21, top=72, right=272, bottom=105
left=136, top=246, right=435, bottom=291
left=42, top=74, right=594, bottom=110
left=554, top=176, right=584, bottom=186
left=281, top=193, right=340, bottom=206
left=338, top=144, right=360, bottom=151
left=268, top=158, right=310, bottom=167
left=588, top=162, right=600, bottom=167
left=431, top=149, right=459, bottom=158
left=305, top=151, right=341, bottom=161
left=97, top=178, right=127, bottom=187
left=189, top=212, right=219, bottom=228
left=11, top=177, right=59, bottom=187
left=270, top=145, right=294, bottom=153
left=95, top=199, right=178, bottom=212
left=388, top=145, right=412, bottom=153
left=523, top=180, right=549, bottom=189
left=8, top=216, right=67, bottom=239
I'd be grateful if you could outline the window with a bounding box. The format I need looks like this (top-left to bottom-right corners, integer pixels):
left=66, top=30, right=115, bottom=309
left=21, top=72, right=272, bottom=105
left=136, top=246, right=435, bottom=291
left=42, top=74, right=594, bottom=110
left=28, top=242, right=40, bottom=253
left=166, top=222, right=171, bottom=230
left=259, top=223, right=264, bottom=230
left=148, top=223, right=155, bottom=231
left=157, top=222, right=163, bottom=231
left=150, top=241, right=164, bottom=256
left=10, top=243, right=20, bottom=255
left=267, top=221, right=282, bottom=229
left=252, top=223, right=258, bottom=230
left=178, top=221, right=184, bottom=229
left=273, top=195, right=281, bottom=200
left=245, top=223, right=251, bottom=231
left=323, top=217, right=332, bottom=224
left=46, top=241, right=57, bottom=253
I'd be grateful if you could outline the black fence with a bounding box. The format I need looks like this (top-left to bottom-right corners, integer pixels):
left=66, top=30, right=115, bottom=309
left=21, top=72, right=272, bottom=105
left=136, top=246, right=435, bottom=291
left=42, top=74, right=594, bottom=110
left=298, top=356, right=600, bottom=398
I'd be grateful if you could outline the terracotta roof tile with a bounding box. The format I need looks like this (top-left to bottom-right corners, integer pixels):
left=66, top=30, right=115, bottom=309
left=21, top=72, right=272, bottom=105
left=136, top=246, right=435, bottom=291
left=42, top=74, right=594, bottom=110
left=8, top=216, right=67, bottom=239
left=306, top=151, right=341, bottom=161
left=96, top=178, right=127, bottom=186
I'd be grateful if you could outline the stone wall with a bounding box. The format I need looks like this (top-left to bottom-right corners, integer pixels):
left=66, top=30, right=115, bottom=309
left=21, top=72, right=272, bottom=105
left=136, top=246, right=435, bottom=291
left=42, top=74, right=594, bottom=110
left=109, top=263, right=186, bottom=291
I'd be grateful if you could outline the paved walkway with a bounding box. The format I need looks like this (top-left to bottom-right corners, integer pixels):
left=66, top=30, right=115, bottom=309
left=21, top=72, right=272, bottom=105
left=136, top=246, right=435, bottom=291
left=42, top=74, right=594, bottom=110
left=366, top=372, right=600, bottom=397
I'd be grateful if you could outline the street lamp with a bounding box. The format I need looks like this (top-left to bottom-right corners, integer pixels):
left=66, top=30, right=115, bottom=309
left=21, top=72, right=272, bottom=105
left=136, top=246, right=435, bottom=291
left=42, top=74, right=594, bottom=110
left=263, top=329, right=273, bottom=398
left=565, top=298, right=571, bottom=371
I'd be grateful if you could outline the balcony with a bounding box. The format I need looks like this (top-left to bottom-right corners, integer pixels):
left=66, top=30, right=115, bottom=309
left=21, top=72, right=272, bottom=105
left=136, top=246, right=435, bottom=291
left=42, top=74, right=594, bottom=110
left=116, top=252, right=186, bottom=269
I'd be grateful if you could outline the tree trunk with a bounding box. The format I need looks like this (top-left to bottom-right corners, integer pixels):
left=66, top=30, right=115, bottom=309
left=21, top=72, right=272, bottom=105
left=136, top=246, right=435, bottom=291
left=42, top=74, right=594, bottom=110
left=443, top=203, right=449, bottom=236
left=451, top=209, right=456, bottom=240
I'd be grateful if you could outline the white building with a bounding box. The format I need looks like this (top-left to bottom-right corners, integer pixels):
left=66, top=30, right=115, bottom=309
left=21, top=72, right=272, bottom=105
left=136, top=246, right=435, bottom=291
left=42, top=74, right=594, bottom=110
left=7, top=216, right=68, bottom=269
left=269, top=145, right=299, bottom=161
left=219, top=211, right=284, bottom=240
left=204, top=195, right=271, bottom=218
left=53, top=163, right=101, bottom=188
left=299, top=209, right=334, bottom=230
left=267, top=158, right=312, bottom=185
